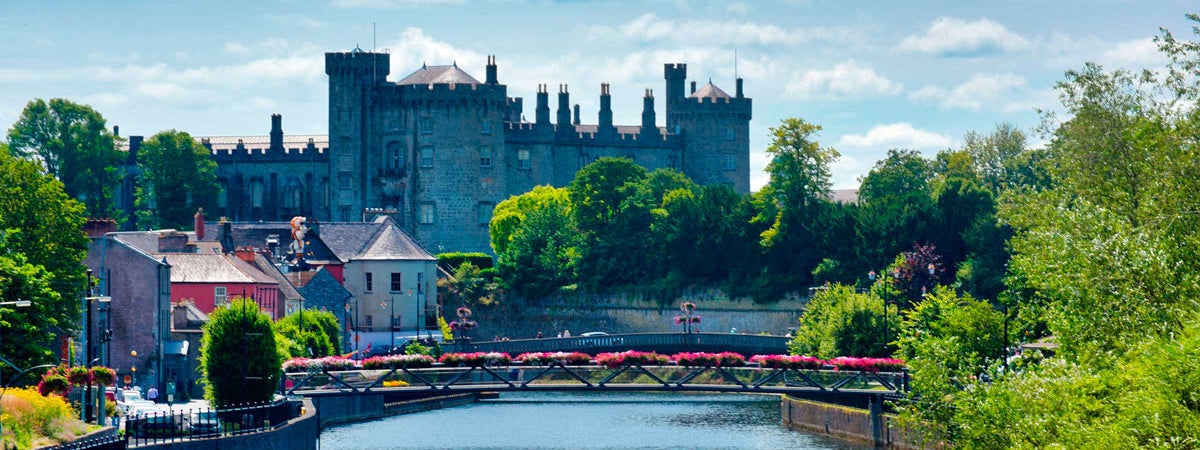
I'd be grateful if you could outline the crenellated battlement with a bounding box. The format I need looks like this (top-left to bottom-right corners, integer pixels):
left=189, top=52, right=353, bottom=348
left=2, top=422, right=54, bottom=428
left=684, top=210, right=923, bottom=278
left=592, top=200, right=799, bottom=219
left=504, top=121, right=680, bottom=148
left=373, top=82, right=509, bottom=106
left=325, top=51, right=390, bottom=79
left=208, top=143, right=328, bottom=163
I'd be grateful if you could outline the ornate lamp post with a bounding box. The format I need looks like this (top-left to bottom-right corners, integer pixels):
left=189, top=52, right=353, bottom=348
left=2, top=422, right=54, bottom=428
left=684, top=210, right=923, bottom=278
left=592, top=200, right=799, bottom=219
left=451, top=306, right=477, bottom=351
left=676, top=301, right=699, bottom=334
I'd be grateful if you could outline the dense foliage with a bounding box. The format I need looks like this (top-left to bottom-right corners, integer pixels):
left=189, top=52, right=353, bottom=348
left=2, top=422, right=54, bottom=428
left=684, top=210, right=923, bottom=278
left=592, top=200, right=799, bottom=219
left=199, top=297, right=281, bottom=407
left=275, top=309, right=342, bottom=359
left=134, top=129, right=219, bottom=230
left=788, top=285, right=896, bottom=359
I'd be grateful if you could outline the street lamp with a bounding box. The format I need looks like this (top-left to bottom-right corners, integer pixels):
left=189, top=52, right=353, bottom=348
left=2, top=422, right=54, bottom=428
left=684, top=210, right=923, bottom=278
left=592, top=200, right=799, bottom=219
left=84, top=295, right=111, bottom=426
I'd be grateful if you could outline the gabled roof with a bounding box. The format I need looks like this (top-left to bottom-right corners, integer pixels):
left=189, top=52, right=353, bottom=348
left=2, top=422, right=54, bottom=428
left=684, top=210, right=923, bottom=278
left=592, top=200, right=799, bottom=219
left=318, top=217, right=435, bottom=262
left=690, top=82, right=732, bottom=100
left=162, top=253, right=278, bottom=284
left=396, top=64, right=481, bottom=86
left=217, top=222, right=339, bottom=263
left=296, top=267, right=352, bottom=304
left=249, top=253, right=304, bottom=302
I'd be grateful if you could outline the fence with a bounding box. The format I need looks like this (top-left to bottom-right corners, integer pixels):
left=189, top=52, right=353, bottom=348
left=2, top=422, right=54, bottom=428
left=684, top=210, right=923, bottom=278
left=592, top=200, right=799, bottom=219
left=121, top=400, right=296, bottom=447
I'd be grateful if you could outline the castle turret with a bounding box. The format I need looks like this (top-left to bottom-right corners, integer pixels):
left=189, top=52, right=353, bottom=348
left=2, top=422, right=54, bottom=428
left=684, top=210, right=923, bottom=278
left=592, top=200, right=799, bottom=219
left=664, top=63, right=687, bottom=130
left=641, top=89, right=659, bottom=138
left=486, top=55, right=498, bottom=84
left=269, top=114, right=283, bottom=151
left=535, top=84, right=550, bottom=126
left=598, top=83, right=614, bottom=136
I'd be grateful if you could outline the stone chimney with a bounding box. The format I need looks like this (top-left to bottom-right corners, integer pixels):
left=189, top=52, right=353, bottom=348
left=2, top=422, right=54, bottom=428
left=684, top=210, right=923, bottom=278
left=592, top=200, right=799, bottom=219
left=194, top=208, right=205, bottom=240
left=269, top=114, right=283, bottom=151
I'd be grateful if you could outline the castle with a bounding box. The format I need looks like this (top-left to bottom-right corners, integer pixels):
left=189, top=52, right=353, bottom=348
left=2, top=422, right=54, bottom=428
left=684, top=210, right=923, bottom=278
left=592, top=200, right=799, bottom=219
left=187, top=48, right=751, bottom=253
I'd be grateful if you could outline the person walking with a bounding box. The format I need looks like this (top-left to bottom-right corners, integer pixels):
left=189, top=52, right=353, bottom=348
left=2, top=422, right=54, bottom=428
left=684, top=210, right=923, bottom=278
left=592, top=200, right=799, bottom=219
left=147, top=385, right=159, bottom=403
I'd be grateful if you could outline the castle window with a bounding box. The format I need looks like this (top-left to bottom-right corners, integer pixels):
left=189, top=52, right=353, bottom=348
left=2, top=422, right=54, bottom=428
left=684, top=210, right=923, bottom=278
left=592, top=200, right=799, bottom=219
left=481, top=120, right=492, bottom=135
left=723, top=126, right=735, bottom=141
left=217, top=183, right=228, bottom=208
left=419, top=146, right=433, bottom=168
left=338, top=171, right=352, bottom=189
left=518, top=149, right=531, bottom=170
left=480, top=146, right=493, bottom=167
left=419, top=117, right=433, bottom=134
left=251, top=180, right=265, bottom=208
left=387, top=142, right=404, bottom=169
left=419, top=202, right=435, bottom=224
left=722, top=154, right=736, bottom=171
left=478, top=202, right=494, bottom=225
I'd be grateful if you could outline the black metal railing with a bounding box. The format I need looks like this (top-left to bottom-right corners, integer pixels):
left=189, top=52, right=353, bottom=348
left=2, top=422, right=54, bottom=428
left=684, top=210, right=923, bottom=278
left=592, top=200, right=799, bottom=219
left=122, top=400, right=296, bottom=447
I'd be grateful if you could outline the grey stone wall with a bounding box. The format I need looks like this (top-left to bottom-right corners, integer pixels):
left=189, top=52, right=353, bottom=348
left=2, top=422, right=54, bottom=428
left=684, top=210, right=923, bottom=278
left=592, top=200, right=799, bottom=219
left=86, top=236, right=169, bottom=394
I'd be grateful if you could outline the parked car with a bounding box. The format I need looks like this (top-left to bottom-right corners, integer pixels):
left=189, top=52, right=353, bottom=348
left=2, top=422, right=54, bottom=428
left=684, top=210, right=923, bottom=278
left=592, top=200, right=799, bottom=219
left=186, top=411, right=223, bottom=436
left=580, top=331, right=609, bottom=337
left=127, top=412, right=182, bottom=438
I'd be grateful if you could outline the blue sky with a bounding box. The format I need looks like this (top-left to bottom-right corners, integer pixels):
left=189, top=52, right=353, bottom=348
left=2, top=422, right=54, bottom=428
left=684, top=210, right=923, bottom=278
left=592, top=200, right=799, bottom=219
left=1, top=0, right=1194, bottom=190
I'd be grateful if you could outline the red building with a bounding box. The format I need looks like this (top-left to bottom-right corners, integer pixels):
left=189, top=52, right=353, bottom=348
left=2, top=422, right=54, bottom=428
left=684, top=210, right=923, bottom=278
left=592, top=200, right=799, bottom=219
left=162, top=249, right=282, bottom=319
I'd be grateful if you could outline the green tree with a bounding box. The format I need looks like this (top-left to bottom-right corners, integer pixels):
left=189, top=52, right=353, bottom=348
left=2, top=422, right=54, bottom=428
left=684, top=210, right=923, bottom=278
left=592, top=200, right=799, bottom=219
left=135, top=130, right=219, bottom=230
left=275, top=309, right=341, bottom=358
left=6, top=99, right=124, bottom=218
left=491, top=186, right=581, bottom=298
left=198, top=297, right=281, bottom=407
left=856, top=149, right=937, bottom=271
left=0, top=252, right=64, bottom=383
left=0, top=151, right=87, bottom=340
left=788, top=285, right=896, bottom=359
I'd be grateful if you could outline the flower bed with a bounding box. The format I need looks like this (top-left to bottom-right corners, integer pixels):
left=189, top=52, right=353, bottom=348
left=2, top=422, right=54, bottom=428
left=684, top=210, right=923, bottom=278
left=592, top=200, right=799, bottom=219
left=282, top=356, right=359, bottom=373
left=828, top=356, right=906, bottom=373
left=516, top=351, right=593, bottom=366
left=749, top=354, right=824, bottom=370
left=361, top=354, right=437, bottom=370
left=438, top=352, right=512, bottom=367
left=594, top=351, right=669, bottom=368
left=672, top=352, right=746, bottom=367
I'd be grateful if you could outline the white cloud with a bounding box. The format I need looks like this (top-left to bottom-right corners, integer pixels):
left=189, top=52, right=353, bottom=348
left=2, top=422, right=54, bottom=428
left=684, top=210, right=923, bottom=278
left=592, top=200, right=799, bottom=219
left=381, top=27, right=487, bottom=79
left=784, top=60, right=901, bottom=100
left=588, top=13, right=858, bottom=47
left=838, top=123, right=953, bottom=150
left=900, top=17, right=1029, bottom=57
left=332, top=0, right=462, bottom=8
left=1099, top=37, right=1166, bottom=68
left=224, top=42, right=252, bottom=56
left=727, top=2, right=749, bottom=15
left=909, top=73, right=1026, bottom=111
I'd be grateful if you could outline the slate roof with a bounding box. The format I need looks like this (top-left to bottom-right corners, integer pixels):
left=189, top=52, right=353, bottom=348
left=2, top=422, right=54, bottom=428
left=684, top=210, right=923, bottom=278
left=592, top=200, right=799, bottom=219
left=249, top=253, right=304, bottom=302
left=828, top=188, right=859, bottom=204
left=571, top=124, right=671, bottom=135
left=319, top=217, right=435, bottom=262
left=396, top=64, right=481, bottom=86
left=162, top=253, right=278, bottom=284
left=216, top=222, right=339, bottom=263
left=690, top=82, right=732, bottom=100
left=111, top=232, right=163, bottom=255
left=296, top=267, right=352, bottom=306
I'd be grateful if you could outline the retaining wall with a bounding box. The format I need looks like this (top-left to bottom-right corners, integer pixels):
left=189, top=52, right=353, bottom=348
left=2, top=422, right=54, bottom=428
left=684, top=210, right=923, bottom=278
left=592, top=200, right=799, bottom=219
left=781, top=396, right=927, bottom=449
left=135, top=398, right=319, bottom=450
left=308, top=392, right=478, bottom=429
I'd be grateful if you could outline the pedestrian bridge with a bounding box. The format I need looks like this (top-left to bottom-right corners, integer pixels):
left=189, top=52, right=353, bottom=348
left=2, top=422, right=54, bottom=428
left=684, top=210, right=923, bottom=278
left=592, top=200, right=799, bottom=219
left=465, top=332, right=790, bottom=356
left=287, top=362, right=908, bottom=407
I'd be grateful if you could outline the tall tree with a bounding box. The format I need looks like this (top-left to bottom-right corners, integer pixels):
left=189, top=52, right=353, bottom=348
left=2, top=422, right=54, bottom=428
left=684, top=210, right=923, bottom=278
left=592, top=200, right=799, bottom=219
left=199, top=297, right=280, bottom=407
left=490, top=186, right=581, bottom=299
left=6, top=99, right=124, bottom=218
left=0, top=150, right=87, bottom=342
left=857, top=149, right=937, bottom=271
left=135, top=130, right=219, bottom=230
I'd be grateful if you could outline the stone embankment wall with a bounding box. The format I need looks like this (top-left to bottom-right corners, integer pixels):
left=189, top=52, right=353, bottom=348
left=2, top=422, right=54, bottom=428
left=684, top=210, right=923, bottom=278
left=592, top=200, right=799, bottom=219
left=475, top=292, right=807, bottom=339
left=308, top=392, right=477, bottom=429
left=136, top=398, right=320, bottom=450
left=781, top=396, right=928, bottom=449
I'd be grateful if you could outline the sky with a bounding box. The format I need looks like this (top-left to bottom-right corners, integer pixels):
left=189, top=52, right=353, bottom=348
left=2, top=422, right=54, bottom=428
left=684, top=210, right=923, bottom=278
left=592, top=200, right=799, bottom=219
left=1, top=0, right=1195, bottom=190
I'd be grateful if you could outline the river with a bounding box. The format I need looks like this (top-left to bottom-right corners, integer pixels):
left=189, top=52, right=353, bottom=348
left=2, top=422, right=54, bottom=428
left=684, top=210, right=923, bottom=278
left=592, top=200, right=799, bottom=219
left=319, top=392, right=869, bottom=450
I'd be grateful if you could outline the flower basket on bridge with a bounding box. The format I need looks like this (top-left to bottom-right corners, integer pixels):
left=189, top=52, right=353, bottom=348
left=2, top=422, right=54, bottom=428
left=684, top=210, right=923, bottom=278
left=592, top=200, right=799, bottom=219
left=750, top=355, right=824, bottom=370
left=595, top=351, right=669, bottom=369
left=516, top=352, right=593, bottom=366
left=439, top=352, right=512, bottom=367
left=672, top=352, right=746, bottom=367
left=282, top=356, right=359, bottom=373
left=828, top=357, right=906, bottom=373
left=361, top=354, right=436, bottom=370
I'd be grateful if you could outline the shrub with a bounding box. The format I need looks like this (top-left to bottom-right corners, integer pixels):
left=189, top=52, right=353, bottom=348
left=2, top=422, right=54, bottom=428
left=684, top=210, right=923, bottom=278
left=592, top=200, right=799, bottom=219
left=199, top=297, right=281, bottom=407
left=437, top=252, right=494, bottom=270
left=750, top=354, right=824, bottom=370
left=672, top=352, right=745, bottom=367
left=828, top=356, right=906, bottom=373
left=361, top=354, right=436, bottom=370
left=438, top=352, right=511, bottom=366
left=594, top=351, right=669, bottom=368
left=789, top=284, right=896, bottom=359
left=2, top=387, right=90, bottom=448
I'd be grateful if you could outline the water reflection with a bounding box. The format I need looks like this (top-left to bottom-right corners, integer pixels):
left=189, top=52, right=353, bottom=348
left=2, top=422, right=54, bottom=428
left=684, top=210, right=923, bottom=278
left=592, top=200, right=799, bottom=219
left=321, top=392, right=870, bottom=450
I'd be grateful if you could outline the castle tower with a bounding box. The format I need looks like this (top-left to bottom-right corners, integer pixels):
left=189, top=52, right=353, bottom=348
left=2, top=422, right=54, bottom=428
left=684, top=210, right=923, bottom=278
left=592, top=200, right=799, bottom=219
left=664, top=64, right=752, bottom=193
left=325, top=48, right=390, bottom=221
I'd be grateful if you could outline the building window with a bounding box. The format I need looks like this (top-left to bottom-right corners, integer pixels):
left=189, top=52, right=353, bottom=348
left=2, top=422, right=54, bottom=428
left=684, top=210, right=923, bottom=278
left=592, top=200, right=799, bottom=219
left=250, top=180, right=264, bottom=208
left=419, top=117, right=433, bottom=134
left=481, top=120, right=492, bottom=135
left=365, top=315, right=374, bottom=327
left=518, top=149, right=531, bottom=170
left=387, top=142, right=404, bottom=169
left=721, top=154, right=736, bottom=171
left=479, top=146, right=493, bottom=168
left=419, top=146, right=433, bottom=168
left=338, top=205, right=351, bottom=222
left=723, top=126, right=735, bottom=141
left=419, top=203, right=435, bottom=224
left=214, top=286, right=227, bottom=308
left=390, top=273, right=402, bottom=293
left=338, top=171, right=352, bottom=190
left=478, top=202, right=494, bottom=225
left=365, top=273, right=373, bottom=292
left=417, top=272, right=424, bottom=294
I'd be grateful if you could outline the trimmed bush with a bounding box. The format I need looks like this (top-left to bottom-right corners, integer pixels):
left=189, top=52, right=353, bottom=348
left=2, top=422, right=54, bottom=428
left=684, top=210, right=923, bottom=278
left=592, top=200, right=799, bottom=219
left=199, top=297, right=281, bottom=407
left=437, top=252, right=494, bottom=270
